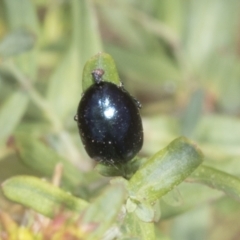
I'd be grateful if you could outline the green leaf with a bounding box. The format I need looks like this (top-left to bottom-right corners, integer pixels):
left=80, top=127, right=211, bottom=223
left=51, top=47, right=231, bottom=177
left=46, top=0, right=102, bottom=119
left=3, top=0, right=40, bottom=79
left=3, top=0, right=39, bottom=32
left=98, top=3, right=147, bottom=49
left=82, top=184, right=126, bottom=240
left=82, top=52, right=121, bottom=92
left=160, top=182, right=223, bottom=220
left=0, top=91, right=28, bottom=144
left=106, top=45, right=180, bottom=85
left=156, top=0, right=183, bottom=36
left=46, top=0, right=103, bottom=119
left=46, top=48, right=82, bottom=120
left=180, top=89, right=205, bottom=137
left=14, top=133, right=84, bottom=191
left=128, top=137, right=203, bottom=203
left=195, top=115, right=240, bottom=158
left=187, top=165, right=240, bottom=201
left=184, top=0, right=240, bottom=72
left=1, top=175, right=88, bottom=218
left=72, top=0, right=102, bottom=63
left=0, top=29, right=36, bottom=58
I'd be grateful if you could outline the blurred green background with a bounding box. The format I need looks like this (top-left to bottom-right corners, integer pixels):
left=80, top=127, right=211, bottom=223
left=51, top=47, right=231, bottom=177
left=0, top=0, right=240, bottom=239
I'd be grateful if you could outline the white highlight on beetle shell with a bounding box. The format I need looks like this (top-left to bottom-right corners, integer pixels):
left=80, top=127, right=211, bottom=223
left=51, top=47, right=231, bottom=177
left=98, top=98, right=115, bottom=119
left=104, top=107, right=115, bottom=119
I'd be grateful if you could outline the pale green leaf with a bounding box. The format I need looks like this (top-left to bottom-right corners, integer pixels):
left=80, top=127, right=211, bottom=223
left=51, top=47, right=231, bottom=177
left=1, top=175, right=88, bottom=218
left=82, top=52, right=121, bottom=92
left=82, top=184, right=126, bottom=240
left=0, top=91, right=28, bottom=144
left=46, top=48, right=81, bottom=120
left=46, top=0, right=103, bottom=119
left=15, top=133, right=84, bottom=191
left=3, top=0, right=40, bottom=79
left=180, top=89, right=205, bottom=137
left=128, top=137, right=203, bottom=203
left=0, top=29, right=36, bottom=58
left=3, top=0, right=39, bottom=31
left=188, top=165, right=240, bottom=201
left=106, top=45, right=180, bottom=84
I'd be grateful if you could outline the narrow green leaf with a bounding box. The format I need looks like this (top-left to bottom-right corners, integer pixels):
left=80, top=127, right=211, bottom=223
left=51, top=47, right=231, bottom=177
left=180, top=89, right=205, bottom=137
left=72, top=0, right=102, bottom=63
left=82, top=52, right=121, bottom=92
left=46, top=48, right=81, bottom=120
left=1, top=176, right=88, bottom=218
left=160, top=182, right=223, bottom=220
left=0, top=29, right=36, bottom=58
left=3, top=0, right=40, bottom=79
left=185, top=0, right=240, bottom=71
left=46, top=0, right=103, bottom=119
left=195, top=115, right=240, bottom=158
left=15, top=133, right=84, bottom=190
left=47, top=0, right=103, bottom=120
left=3, top=0, right=39, bottom=31
left=98, top=4, right=146, bottom=49
left=0, top=91, right=28, bottom=144
left=82, top=184, right=126, bottom=240
left=187, top=165, right=240, bottom=201
left=156, top=0, right=183, bottom=36
left=106, top=46, right=180, bottom=84
left=128, top=137, right=203, bottom=203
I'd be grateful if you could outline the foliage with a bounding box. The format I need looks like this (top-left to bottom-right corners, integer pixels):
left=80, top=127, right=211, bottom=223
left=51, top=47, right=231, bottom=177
left=0, top=0, right=240, bottom=239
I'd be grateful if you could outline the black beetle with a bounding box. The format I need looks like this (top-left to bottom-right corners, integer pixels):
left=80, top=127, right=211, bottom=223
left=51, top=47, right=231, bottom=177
left=75, top=69, right=143, bottom=165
